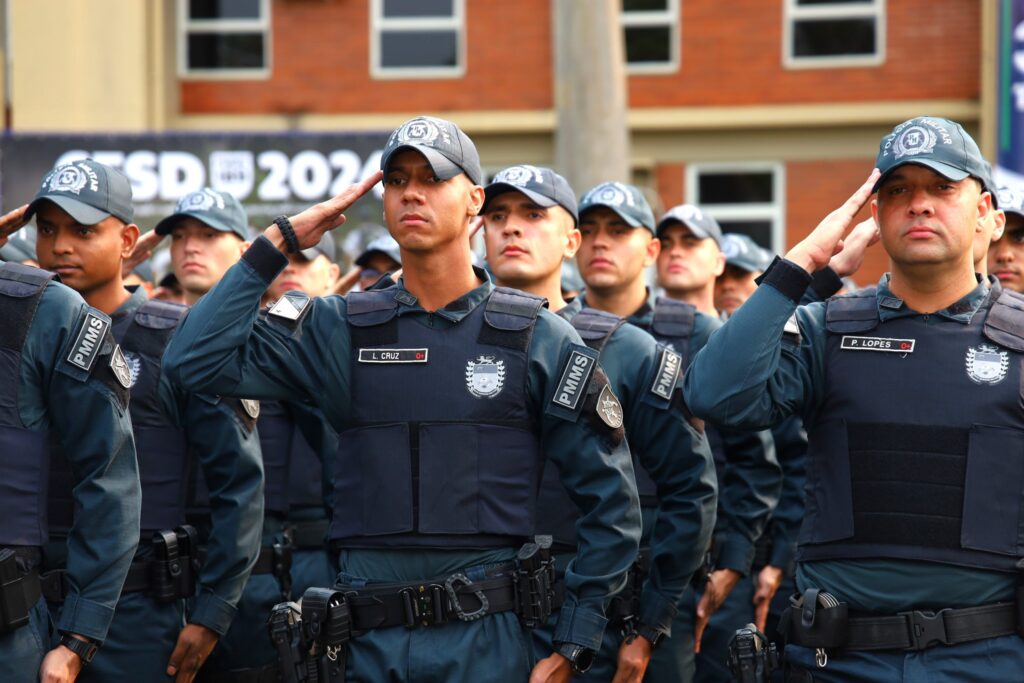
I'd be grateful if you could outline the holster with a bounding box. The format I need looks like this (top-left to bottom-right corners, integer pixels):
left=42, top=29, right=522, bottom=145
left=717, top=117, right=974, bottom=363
left=149, top=525, right=200, bottom=603
left=513, top=535, right=556, bottom=628
left=268, top=588, right=350, bottom=683
left=0, top=549, right=39, bottom=634
left=778, top=589, right=850, bottom=652
left=607, top=548, right=650, bottom=630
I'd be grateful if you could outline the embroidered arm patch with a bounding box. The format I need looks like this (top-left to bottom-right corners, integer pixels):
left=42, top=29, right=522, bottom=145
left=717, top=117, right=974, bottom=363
left=66, top=311, right=110, bottom=373
left=546, top=344, right=599, bottom=421
left=650, top=346, right=682, bottom=401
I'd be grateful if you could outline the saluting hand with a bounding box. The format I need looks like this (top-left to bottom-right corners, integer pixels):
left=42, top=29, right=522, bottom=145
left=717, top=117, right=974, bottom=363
left=784, top=169, right=880, bottom=275
left=166, top=623, right=219, bottom=683
left=0, top=204, right=30, bottom=250
left=266, top=171, right=384, bottom=253
left=122, top=229, right=165, bottom=279
left=827, top=217, right=880, bottom=279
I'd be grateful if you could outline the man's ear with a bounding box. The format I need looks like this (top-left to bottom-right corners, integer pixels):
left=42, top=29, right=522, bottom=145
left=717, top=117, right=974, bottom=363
left=122, top=222, right=141, bottom=258
left=643, top=232, right=661, bottom=267
left=713, top=249, right=726, bottom=278
left=468, top=184, right=485, bottom=217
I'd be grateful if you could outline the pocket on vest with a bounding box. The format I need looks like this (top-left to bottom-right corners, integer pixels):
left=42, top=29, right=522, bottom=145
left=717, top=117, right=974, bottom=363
left=962, top=424, right=1024, bottom=556
left=333, top=423, right=413, bottom=537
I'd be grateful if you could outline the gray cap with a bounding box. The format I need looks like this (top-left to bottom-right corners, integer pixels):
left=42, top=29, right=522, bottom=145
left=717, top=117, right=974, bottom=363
left=578, top=182, right=656, bottom=232
left=154, top=188, right=249, bottom=239
left=721, top=233, right=772, bottom=274
left=300, top=231, right=336, bottom=262
left=381, top=116, right=483, bottom=186
left=873, top=117, right=995, bottom=197
left=997, top=186, right=1024, bottom=221
left=130, top=259, right=154, bottom=283
left=0, top=228, right=36, bottom=264
left=483, top=165, right=578, bottom=223
left=657, top=204, right=723, bottom=246
left=355, top=234, right=402, bottom=268
left=27, top=159, right=134, bottom=225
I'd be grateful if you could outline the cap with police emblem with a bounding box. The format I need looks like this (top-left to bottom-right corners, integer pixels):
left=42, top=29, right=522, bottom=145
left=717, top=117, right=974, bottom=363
left=154, top=188, right=249, bottom=239
left=381, top=116, right=483, bottom=186
left=873, top=117, right=995, bottom=197
left=27, top=159, right=134, bottom=226
left=578, top=182, right=656, bottom=233
left=997, top=186, right=1024, bottom=222
left=355, top=234, right=402, bottom=268
left=483, top=165, right=579, bottom=224
left=720, top=233, right=772, bottom=274
left=656, top=204, right=724, bottom=246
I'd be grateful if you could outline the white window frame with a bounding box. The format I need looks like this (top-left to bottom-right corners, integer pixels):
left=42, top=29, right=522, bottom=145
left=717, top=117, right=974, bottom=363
left=685, top=162, right=786, bottom=254
left=621, top=0, right=680, bottom=75
left=782, top=0, right=885, bottom=70
left=177, top=0, right=271, bottom=80
left=370, top=0, right=466, bottom=80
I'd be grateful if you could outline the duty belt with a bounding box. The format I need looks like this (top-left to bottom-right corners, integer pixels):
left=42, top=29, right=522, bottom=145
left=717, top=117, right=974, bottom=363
left=0, top=548, right=42, bottom=634
left=287, top=518, right=330, bottom=549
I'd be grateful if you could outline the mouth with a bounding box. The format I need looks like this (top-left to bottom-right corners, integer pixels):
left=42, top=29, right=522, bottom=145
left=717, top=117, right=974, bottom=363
left=667, top=264, right=688, bottom=274
left=589, top=257, right=613, bottom=269
left=181, top=262, right=205, bottom=272
left=501, top=244, right=528, bottom=257
left=994, top=270, right=1020, bottom=281
left=905, top=225, right=938, bottom=239
left=400, top=213, right=428, bottom=225
left=50, top=264, right=81, bottom=275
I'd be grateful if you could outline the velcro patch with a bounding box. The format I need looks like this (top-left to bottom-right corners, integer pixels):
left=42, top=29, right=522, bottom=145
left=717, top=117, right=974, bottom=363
left=552, top=348, right=597, bottom=411
left=650, top=347, right=682, bottom=400
left=67, top=312, right=110, bottom=372
left=358, top=348, right=429, bottom=363
left=840, top=336, right=915, bottom=353
left=268, top=292, right=310, bottom=321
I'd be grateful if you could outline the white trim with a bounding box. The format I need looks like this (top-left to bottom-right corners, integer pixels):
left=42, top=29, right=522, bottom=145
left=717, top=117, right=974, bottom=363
left=370, top=0, right=465, bottom=80
left=622, top=0, right=680, bottom=75
left=178, top=0, right=271, bottom=80
left=782, top=0, right=885, bottom=70
left=685, top=161, right=786, bottom=253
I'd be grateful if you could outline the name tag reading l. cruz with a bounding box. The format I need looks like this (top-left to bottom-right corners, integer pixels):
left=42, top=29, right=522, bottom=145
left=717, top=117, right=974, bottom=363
left=358, top=348, right=429, bottom=363
left=840, top=336, right=915, bottom=353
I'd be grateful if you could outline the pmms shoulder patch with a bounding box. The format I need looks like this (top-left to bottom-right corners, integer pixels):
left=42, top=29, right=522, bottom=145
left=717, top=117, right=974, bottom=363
left=650, top=347, right=682, bottom=400
left=552, top=345, right=597, bottom=412
left=66, top=312, right=110, bottom=372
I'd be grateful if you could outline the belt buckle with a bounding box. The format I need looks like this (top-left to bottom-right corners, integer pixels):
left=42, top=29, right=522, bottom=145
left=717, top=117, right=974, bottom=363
left=899, top=608, right=951, bottom=650
left=400, top=584, right=445, bottom=628
left=444, top=572, right=489, bottom=622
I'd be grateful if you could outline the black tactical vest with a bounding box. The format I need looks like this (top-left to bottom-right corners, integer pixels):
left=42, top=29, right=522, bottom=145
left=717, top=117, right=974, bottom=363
left=0, top=263, right=55, bottom=547
left=798, top=286, right=1024, bottom=572
left=650, top=296, right=696, bottom=365
left=287, top=421, right=324, bottom=510
left=331, top=286, right=544, bottom=548
left=257, top=401, right=294, bottom=515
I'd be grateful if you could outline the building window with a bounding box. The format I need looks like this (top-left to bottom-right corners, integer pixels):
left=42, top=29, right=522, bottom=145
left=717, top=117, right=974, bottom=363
left=371, top=0, right=465, bottom=79
left=783, top=0, right=885, bottom=69
left=622, top=0, right=680, bottom=74
left=179, top=0, right=270, bottom=78
left=686, top=163, right=785, bottom=253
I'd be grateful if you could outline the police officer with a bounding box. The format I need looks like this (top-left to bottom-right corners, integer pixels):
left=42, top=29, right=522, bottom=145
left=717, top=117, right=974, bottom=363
left=987, top=186, right=1024, bottom=291
left=0, top=225, right=38, bottom=265
left=685, top=116, right=1024, bottom=681
left=163, top=116, right=642, bottom=683
left=353, top=233, right=402, bottom=291
left=0, top=203, right=141, bottom=683
left=481, top=165, right=718, bottom=682
left=715, top=234, right=773, bottom=317
left=32, top=167, right=264, bottom=683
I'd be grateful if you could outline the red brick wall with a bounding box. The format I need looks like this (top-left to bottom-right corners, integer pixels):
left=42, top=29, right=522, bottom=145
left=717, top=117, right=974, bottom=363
left=182, top=0, right=979, bottom=115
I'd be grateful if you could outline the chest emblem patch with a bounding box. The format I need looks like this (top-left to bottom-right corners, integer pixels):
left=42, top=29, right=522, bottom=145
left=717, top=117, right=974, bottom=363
left=965, top=344, right=1009, bottom=385
left=123, top=351, right=142, bottom=388
left=466, top=356, right=505, bottom=398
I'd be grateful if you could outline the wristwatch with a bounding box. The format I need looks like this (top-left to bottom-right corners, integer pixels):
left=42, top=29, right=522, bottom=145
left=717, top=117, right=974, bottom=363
left=59, top=633, right=98, bottom=665
left=555, top=641, right=595, bottom=674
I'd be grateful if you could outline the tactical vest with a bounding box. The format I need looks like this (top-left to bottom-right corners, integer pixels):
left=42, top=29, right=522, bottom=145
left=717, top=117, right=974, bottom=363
left=288, top=422, right=324, bottom=510
left=0, top=263, right=54, bottom=547
left=257, top=401, right=294, bottom=515
left=331, top=286, right=544, bottom=548
left=798, top=286, right=1024, bottom=572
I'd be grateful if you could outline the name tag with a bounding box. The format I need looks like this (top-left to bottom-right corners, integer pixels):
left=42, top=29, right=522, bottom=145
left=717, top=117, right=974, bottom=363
left=552, top=349, right=596, bottom=410
left=358, top=348, right=429, bottom=363
left=840, top=336, right=915, bottom=353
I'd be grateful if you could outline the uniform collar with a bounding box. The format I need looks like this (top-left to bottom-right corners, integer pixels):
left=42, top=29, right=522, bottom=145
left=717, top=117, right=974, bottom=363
left=557, top=296, right=583, bottom=322
left=874, top=273, right=993, bottom=324
left=393, top=265, right=494, bottom=323
left=112, top=285, right=148, bottom=322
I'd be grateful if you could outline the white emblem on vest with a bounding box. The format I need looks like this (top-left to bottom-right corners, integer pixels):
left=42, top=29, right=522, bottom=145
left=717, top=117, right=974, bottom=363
left=597, top=384, right=623, bottom=429
left=123, top=350, right=142, bottom=388
left=465, top=355, right=505, bottom=398
left=965, top=344, right=1009, bottom=385
left=241, top=399, right=261, bottom=419
left=109, top=345, right=132, bottom=389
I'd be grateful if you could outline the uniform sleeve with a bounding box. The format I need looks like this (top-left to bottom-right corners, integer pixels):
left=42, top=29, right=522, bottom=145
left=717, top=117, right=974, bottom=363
left=713, top=428, right=782, bottom=576
left=170, top=381, right=265, bottom=636
left=766, top=417, right=808, bottom=572
left=529, top=314, right=642, bottom=652
left=618, top=336, right=718, bottom=637
left=684, top=257, right=828, bottom=431
left=34, top=296, right=142, bottom=643
left=163, top=236, right=348, bottom=410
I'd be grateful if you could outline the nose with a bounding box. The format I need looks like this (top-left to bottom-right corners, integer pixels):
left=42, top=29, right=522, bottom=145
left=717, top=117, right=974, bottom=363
left=906, top=187, right=934, bottom=217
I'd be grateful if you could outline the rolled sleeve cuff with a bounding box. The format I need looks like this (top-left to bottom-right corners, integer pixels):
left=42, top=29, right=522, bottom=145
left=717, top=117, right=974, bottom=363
left=758, top=257, right=813, bottom=305
left=637, top=589, right=679, bottom=637
left=809, top=266, right=843, bottom=301
left=769, top=538, right=797, bottom=572
left=57, top=593, right=117, bottom=644
left=189, top=589, right=238, bottom=636
left=716, top=535, right=757, bottom=576
left=242, top=235, right=289, bottom=284
left=553, top=603, right=608, bottom=651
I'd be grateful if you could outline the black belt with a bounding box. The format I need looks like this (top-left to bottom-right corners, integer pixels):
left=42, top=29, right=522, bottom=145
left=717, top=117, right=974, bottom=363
left=344, top=566, right=518, bottom=631
left=288, top=519, right=329, bottom=549
left=844, top=603, right=1017, bottom=651
left=252, top=543, right=292, bottom=577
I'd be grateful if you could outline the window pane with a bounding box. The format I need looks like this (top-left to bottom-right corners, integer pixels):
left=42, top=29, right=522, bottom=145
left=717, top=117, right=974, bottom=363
left=623, top=0, right=669, bottom=11
left=189, top=0, right=261, bottom=20
left=187, top=32, right=264, bottom=70
left=382, top=0, right=453, bottom=18
left=792, top=18, right=876, bottom=57
left=717, top=220, right=774, bottom=251
left=625, top=26, right=671, bottom=64
left=698, top=172, right=774, bottom=204
left=380, top=30, right=458, bottom=68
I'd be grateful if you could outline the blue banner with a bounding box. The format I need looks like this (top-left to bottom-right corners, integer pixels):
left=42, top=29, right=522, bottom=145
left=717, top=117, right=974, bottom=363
left=997, top=0, right=1024, bottom=187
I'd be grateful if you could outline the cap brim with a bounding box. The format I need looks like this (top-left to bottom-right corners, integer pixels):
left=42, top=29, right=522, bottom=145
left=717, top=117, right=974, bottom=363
left=580, top=203, right=646, bottom=230
left=724, top=257, right=761, bottom=273
left=872, top=160, right=971, bottom=193
left=155, top=211, right=241, bottom=237
left=28, top=195, right=110, bottom=226
left=482, top=183, right=558, bottom=213
left=656, top=217, right=713, bottom=240
left=383, top=144, right=464, bottom=182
